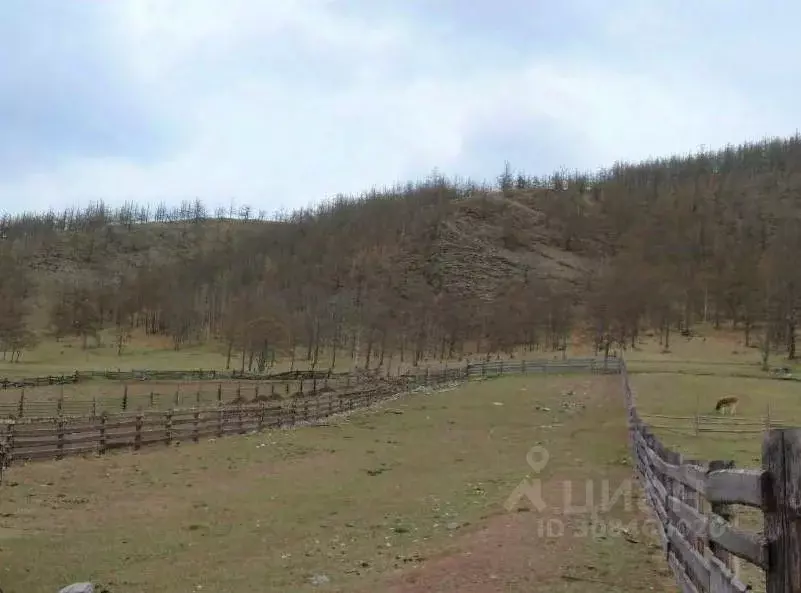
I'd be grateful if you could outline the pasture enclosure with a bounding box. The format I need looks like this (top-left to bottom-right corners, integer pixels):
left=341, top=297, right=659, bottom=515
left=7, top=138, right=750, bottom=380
left=1, top=386, right=394, bottom=463
left=0, top=367, right=666, bottom=593
left=624, top=361, right=801, bottom=593
left=0, top=357, right=621, bottom=464
left=0, top=357, right=620, bottom=419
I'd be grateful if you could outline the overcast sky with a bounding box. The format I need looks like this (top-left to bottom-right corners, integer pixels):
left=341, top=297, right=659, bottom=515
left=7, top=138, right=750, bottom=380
left=1, top=0, right=798, bottom=216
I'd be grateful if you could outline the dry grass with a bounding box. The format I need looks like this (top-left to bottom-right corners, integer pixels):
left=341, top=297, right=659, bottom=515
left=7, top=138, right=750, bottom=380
left=0, top=374, right=673, bottom=593
left=0, top=330, right=573, bottom=379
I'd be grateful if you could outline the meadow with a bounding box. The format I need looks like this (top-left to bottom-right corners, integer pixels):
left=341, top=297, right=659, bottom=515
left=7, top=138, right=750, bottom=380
left=0, top=325, right=794, bottom=592
left=0, top=372, right=675, bottom=593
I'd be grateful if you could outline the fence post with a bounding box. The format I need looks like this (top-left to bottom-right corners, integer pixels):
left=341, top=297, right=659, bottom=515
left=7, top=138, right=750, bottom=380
left=193, top=410, right=199, bottom=443
left=763, top=428, right=801, bottom=593
left=5, top=422, right=13, bottom=466
left=766, top=402, right=772, bottom=433
left=99, top=414, right=107, bottom=455
left=217, top=383, right=222, bottom=405
left=122, top=384, right=128, bottom=411
left=56, top=417, right=65, bottom=460
left=707, top=460, right=737, bottom=575
left=682, top=458, right=704, bottom=556
left=165, top=411, right=173, bottom=446
left=134, top=414, right=143, bottom=450
left=17, top=389, right=24, bottom=418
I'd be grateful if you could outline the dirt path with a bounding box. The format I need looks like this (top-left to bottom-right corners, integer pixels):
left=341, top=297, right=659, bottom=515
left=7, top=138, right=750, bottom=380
left=371, top=376, right=677, bottom=593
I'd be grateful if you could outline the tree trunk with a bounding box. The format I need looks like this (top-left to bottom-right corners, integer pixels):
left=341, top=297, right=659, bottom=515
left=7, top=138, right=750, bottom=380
left=365, top=329, right=374, bottom=369
left=226, top=340, right=234, bottom=370
left=788, top=318, right=797, bottom=360
left=761, top=327, right=771, bottom=371
left=312, top=317, right=321, bottom=370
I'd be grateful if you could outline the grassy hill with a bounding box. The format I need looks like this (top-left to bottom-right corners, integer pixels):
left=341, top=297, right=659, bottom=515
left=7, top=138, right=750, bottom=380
left=2, top=135, right=801, bottom=375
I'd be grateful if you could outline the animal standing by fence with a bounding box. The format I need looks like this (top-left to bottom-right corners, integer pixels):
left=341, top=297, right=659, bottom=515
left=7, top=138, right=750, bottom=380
left=715, top=396, right=739, bottom=416
left=623, top=359, right=801, bottom=593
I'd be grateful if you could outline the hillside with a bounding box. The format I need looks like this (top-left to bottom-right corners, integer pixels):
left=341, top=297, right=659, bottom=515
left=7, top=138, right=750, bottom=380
left=2, top=135, right=801, bottom=372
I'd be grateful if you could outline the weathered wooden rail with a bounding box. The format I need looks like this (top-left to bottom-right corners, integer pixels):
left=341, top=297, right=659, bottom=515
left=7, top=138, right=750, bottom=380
left=624, top=359, right=801, bottom=592
left=0, top=386, right=397, bottom=464
left=0, top=372, right=79, bottom=390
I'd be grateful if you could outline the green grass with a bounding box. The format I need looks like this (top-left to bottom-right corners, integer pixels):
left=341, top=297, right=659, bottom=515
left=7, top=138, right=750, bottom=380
left=0, top=374, right=674, bottom=593
left=625, top=328, right=801, bottom=593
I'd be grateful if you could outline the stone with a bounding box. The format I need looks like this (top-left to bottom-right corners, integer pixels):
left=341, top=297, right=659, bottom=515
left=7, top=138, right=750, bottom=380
left=58, top=584, right=94, bottom=593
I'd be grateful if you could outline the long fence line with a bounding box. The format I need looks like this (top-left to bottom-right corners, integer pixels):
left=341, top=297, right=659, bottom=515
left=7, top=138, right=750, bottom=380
left=0, top=357, right=619, bottom=419
left=0, top=374, right=362, bottom=418
left=2, top=355, right=617, bottom=387
left=0, top=357, right=620, bottom=465
left=623, top=359, right=801, bottom=593
left=0, top=368, right=344, bottom=390
left=640, top=412, right=798, bottom=437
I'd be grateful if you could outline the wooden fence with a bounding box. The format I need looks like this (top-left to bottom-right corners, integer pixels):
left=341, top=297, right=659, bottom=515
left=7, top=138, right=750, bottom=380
left=0, top=356, right=618, bottom=464
left=0, top=372, right=79, bottom=390
left=623, top=359, right=801, bottom=592
left=80, top=368, right=343, bottom=382
left=0, top=357, right=622, bottom=419
left=0, top=374, right=365, bottom=418
left=464, top=356, right=623, bottom=378
left=0, top=386, right=398, bottom=464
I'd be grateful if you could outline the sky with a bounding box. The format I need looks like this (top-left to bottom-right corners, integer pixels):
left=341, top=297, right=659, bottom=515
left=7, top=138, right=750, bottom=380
left=1, top=0, right=799, bottom=217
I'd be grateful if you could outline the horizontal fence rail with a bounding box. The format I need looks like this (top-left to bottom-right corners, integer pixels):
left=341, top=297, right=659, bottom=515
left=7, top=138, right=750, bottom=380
left=623, top=358, right=801, bottom=593
left=0, top=386, right=399, bottom=463
left=82, top=368, right=346, bottom=382
left=0, top=373, right=79, bottom=390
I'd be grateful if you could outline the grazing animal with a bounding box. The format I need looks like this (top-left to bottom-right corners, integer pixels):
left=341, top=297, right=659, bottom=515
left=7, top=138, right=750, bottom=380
left=715, top=396, right=739, bottom=415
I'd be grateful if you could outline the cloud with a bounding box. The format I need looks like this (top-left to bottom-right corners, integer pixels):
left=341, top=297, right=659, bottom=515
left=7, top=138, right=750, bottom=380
left=1, top=0, right=799, bottom=215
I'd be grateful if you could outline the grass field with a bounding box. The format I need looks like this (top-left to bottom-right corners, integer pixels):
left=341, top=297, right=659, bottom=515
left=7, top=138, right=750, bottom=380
left=0, top=373, right=674, bottom=593
left=0, top=377, right=356, bottom=418
left=624, top=326, right=801, bottom=593
left=0, top=329, right=586, bottom=379
left=0, top=323, right=791, bottom=591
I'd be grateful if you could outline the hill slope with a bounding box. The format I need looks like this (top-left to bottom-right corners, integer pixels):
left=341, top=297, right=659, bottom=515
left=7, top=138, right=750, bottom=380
left=3, top=134, right=801, bottom=370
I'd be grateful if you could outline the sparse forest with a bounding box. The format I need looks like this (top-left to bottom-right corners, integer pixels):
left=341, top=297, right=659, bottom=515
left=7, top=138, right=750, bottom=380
left=2, top=135, right=801, bottom=372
